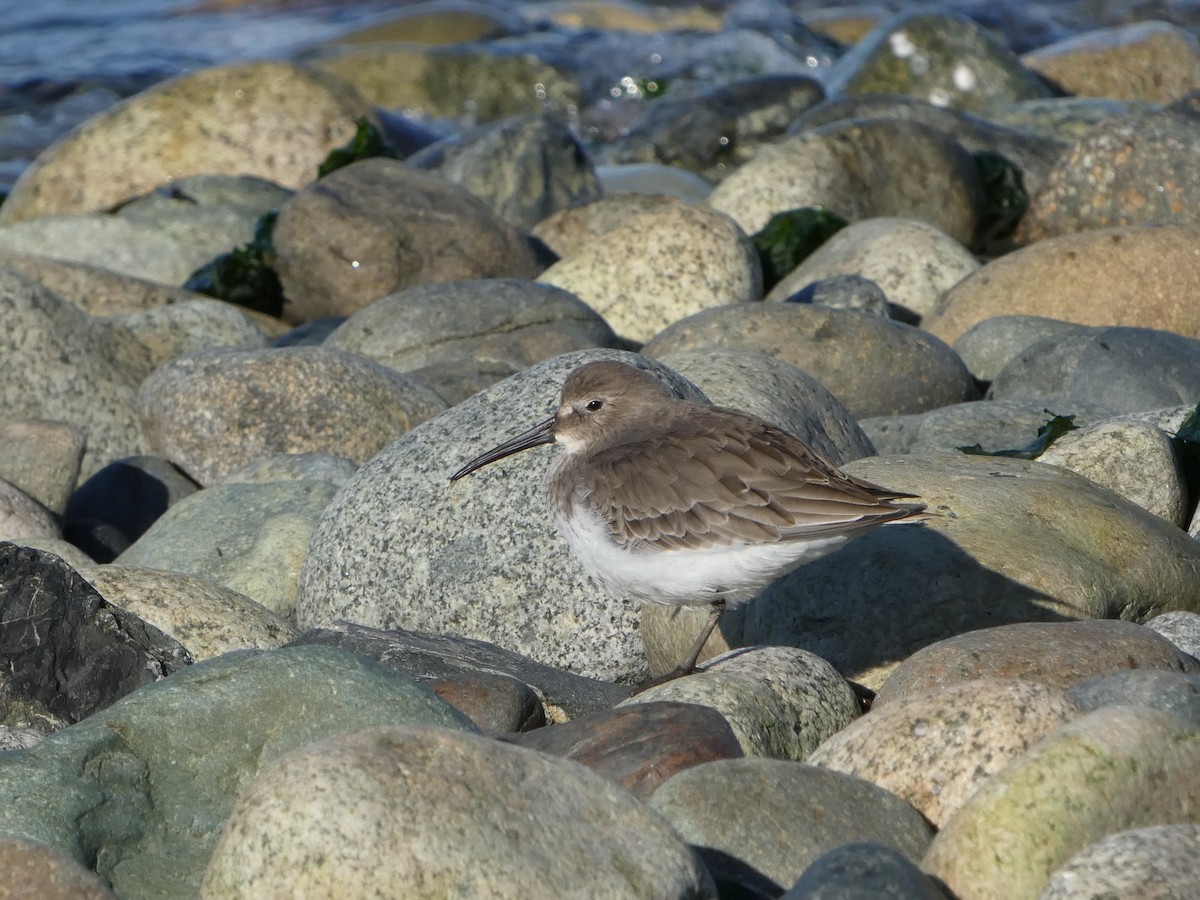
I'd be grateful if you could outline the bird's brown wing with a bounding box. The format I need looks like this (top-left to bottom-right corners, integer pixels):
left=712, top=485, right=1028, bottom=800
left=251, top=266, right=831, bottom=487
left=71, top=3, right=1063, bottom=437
left=580, top=414, right=922, bottom=552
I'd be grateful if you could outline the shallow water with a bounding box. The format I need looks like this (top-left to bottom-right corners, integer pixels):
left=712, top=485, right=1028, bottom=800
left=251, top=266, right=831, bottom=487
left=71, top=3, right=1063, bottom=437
left=0, top=0, right=399, bottom=91
left=0, top=0, right=1192, bottom=191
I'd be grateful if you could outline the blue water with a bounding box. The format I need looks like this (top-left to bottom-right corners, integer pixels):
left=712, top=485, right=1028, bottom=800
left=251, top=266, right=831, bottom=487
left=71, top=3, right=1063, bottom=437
left=0, top=0, right=400, bottom=89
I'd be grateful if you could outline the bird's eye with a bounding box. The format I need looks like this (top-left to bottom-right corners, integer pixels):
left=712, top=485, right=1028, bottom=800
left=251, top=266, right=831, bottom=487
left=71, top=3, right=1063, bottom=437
left=586, top=400, right=603, bottom=412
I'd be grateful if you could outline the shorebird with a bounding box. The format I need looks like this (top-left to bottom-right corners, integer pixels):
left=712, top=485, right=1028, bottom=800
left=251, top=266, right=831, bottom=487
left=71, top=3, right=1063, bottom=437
left=450, top=360, right=926, bottom=684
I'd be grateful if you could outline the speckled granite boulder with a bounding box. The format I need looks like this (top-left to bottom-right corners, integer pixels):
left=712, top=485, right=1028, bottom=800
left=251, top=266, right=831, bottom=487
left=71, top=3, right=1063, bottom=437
left=272, top=159, right=544, bottom=324
left=537, top=197, right=761, bottom=342
left=642, top=303, right=976, bottom=419
left=0, top=645, right=472, bottom=900
left=923, top=706, right=1200, bottom=900
left=707, top=119, right=984, bottom=244
left=624, top=647, right=861, bottom=760
left=809, top=679, right=1079, bottom=827
left=137, top=346, right=446, bottom=485
left=296, top=349, right=708, bottom=684
left=925, top=225, right=1200, bottom=344
left=117, top=479, right=341, bottom=620
left=765, top=217, right=979, bottom=322
left=325, top=279, right=619, bottom=405
left=1, top=61, right=372, bottom=224
left=202, top=725, right=715, bottom=898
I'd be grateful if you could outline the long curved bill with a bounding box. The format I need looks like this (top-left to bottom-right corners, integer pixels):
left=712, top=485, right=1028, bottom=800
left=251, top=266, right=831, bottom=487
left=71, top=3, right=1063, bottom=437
left=450, top=415, right=556, bottom=481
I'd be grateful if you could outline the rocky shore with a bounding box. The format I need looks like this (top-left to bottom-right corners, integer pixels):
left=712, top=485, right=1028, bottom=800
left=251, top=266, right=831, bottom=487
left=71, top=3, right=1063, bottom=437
left=2, top=1, right=1200, bottom=897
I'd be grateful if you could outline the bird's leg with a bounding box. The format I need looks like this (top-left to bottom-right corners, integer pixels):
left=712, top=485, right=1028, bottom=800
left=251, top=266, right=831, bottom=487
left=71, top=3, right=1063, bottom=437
left=634, top=599, right=725, bottom=693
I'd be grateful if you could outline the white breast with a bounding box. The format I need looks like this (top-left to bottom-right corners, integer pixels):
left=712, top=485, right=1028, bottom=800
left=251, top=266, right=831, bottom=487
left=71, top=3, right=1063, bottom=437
left=550, top=501, right=849, bottom=607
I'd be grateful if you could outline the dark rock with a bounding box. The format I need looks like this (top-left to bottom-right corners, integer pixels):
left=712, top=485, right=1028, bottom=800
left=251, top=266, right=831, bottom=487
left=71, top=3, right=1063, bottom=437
left=784, top=842, right=951, bottom=899
left=823, top=10, right=1056, bottom=113
left=407, top=112, right=601, bottom=229
left=605, top=74, right=825, bottom=183
left=0, top=544, right=192, bottom=724
left=289, top=622, right=632, bottom=720
left=506, top=701, right=743, bottom=800
left=270, top=317, right=346, bottom=347
left=788, top=94, right=1069, bottom=194
left=1067, top=669, right=1200, bottom=726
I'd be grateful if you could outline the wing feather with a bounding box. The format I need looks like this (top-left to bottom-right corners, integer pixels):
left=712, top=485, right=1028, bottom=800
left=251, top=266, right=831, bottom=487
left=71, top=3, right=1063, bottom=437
left=579, top=410, right=920, bottom=551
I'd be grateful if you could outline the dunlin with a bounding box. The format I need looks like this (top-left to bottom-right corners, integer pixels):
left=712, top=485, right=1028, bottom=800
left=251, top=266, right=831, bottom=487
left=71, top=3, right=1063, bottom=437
left=451, top=360, right=926, bottom=683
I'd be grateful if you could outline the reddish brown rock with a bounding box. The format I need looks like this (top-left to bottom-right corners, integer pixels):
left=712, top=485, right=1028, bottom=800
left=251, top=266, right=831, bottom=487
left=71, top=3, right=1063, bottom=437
left=506, top=701, right=743, bottom=800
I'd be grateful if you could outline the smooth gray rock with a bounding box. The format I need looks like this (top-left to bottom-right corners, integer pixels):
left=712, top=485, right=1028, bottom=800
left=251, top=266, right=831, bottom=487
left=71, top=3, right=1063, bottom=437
left=650, top=758, right=933, bottom=896
left=202, top=725, right=716, bottom=898
left=1067, top=670, right=1200, bottom=727
left=326, top=278, right=619, bottom=405
left=654, top=348, right=876, bottom=466
left=624, top=647, right=861, bottom=760
left=783, top=274, right=894, bottom=319
left=93, top=299, right=269, bottom=382
left=0, top=645, right=472, bottom=900
left=642, top=303, right=977, bottom=419
left=953, top=315, right=1089, bottom=383
left=989, top=325, right=1200, bottom=415
left=272, top=159, right=544, bottom=324
left=1040, top=825, right=1200, bottom=900
left=860, top=398, right=1112, bottom=457
left=407, top=112, right=601, bottom=229
left=766, top=218, right=979, bottom=322
left=0, top=269, right=147, bottom=477
left=117, top=480, right=340, bottom=620
left=0, top=215, right=192, bottom=283
left=137, top=346, right=446, bottom=485
left=297, top=349, right=708, bottom=684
